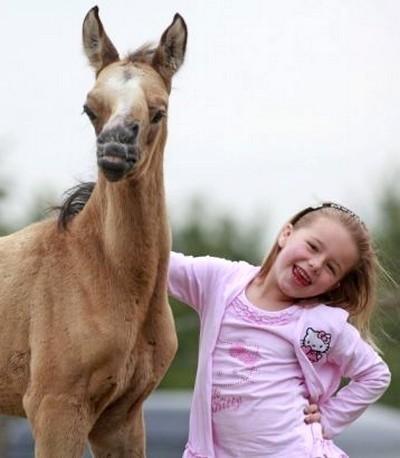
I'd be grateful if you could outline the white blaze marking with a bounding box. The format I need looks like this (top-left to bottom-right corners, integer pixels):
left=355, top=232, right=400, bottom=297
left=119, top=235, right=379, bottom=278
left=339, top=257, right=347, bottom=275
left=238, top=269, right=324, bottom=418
left=104, top=72, right=145, bottom=130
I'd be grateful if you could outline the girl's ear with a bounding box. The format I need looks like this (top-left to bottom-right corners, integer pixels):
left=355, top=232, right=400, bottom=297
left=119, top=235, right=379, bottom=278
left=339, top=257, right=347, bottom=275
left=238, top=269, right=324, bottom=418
left=278, top=223, right=293, bottom=248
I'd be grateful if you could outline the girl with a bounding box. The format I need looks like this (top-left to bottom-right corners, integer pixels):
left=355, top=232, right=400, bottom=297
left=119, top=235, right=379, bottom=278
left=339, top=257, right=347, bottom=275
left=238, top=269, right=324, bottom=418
left=168, top=202, right=391, bottom=458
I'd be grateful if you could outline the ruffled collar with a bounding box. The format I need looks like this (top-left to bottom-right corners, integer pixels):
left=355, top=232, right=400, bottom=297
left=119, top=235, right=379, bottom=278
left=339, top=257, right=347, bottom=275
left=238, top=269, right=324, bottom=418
left=229, top=290, right=301, bottom=325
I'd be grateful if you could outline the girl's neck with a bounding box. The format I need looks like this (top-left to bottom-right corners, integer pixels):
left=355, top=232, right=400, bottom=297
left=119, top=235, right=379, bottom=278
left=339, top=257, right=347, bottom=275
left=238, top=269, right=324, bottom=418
left=246, top=275, right=296, bottom=312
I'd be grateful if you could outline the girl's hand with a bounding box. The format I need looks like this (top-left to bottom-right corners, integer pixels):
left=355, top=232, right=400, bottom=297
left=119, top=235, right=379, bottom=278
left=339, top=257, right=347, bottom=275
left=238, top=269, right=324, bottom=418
left=304, top=403, right=321, bottom=424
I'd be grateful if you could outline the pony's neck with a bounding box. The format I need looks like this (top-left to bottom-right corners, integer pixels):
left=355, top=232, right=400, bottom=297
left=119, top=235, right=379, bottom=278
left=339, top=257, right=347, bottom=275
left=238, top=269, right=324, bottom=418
left=76, top=146, right=168, bottom=265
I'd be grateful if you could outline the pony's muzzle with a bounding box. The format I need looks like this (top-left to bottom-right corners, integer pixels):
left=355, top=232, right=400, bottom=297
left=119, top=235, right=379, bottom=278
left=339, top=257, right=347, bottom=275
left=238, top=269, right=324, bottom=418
left=97, top=125, right=139, bottom=182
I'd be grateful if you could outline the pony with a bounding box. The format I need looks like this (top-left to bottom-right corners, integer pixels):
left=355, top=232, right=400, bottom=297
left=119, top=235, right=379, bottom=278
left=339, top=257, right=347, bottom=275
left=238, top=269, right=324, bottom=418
left=0, top=6, right=187, bottom=457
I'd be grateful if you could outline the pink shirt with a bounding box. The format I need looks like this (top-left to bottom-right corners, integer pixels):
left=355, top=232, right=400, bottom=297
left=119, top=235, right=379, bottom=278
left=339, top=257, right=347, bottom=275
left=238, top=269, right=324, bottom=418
left=168, top=252, right=391, bottom=458
left=212, top=292, right=310, bottom=456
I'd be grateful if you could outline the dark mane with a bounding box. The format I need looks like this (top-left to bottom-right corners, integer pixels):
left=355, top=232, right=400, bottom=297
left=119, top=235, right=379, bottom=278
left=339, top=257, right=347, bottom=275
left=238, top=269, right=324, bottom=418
left=56, top=182, right=96, bottom=231
left=127, top=43, right=156, bottom=64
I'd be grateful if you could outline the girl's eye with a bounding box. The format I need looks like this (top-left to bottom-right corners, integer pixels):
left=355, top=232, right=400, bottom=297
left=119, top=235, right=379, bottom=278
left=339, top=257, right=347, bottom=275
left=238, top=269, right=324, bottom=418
left=307, top=242, right=318, bottom=251
left=151, top=110, right=166, bottom=124
left=327, top=264, right=336, bottom=275
left=83, top=104, right=97, bottom=122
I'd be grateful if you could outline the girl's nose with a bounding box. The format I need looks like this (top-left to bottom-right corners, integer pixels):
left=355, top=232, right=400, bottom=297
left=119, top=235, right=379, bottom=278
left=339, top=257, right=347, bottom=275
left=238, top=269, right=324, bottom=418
left=309, top=256, right=323, bottom=272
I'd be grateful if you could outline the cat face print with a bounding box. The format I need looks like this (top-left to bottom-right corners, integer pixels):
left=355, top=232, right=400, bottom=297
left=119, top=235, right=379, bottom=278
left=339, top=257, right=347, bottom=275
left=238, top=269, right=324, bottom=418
left=301, top=327, right=331, bottom=363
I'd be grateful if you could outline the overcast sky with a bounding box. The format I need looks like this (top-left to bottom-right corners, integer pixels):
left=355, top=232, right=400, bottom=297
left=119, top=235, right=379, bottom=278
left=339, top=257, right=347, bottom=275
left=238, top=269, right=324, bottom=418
left=2, top=0, right=400, bottom=239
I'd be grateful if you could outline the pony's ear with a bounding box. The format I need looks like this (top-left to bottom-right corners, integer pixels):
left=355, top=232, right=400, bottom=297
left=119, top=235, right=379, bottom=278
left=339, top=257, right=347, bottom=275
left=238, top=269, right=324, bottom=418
left=152, top=14, right=187, bottom=90
left=82, top=6, right=119, bottom=76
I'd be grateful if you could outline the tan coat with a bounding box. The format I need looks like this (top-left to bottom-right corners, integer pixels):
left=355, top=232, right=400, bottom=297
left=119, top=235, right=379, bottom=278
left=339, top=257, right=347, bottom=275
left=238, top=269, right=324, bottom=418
left=0, top=7, right=187, bottom=458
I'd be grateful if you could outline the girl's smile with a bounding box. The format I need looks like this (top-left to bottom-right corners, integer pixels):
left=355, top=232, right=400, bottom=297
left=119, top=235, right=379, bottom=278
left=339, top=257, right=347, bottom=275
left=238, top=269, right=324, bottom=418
left=247, top=216, right=359, bottom=310
left=276, top=216, right=359, bottom=300
left=292, top=265, right=312, bottom=287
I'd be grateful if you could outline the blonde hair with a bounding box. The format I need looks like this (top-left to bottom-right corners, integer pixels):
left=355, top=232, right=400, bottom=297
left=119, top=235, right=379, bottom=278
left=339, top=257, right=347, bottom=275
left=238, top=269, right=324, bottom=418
left=259, top=203, right=379, bottom=346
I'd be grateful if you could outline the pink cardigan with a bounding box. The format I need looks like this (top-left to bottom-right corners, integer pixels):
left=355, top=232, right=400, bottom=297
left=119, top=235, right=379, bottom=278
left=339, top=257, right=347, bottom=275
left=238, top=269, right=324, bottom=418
left=168, top=252, right=391, bottom=458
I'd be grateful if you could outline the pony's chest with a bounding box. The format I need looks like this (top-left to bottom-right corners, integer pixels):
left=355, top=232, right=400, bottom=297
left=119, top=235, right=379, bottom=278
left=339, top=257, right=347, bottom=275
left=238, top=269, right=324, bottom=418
left=65, top=301, right=175, bottom=400
left=78, top=323, right=153, bottom=397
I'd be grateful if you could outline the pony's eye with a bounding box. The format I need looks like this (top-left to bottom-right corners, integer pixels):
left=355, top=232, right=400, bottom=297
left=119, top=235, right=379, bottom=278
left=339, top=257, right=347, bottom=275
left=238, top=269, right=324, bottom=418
left=83, top=104, right=97, bottom=122
left=151, top=110, right=166, bottom=124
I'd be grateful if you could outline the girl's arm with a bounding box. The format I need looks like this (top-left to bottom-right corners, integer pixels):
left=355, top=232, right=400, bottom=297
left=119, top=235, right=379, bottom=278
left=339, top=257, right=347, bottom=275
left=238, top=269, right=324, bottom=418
left=319, top=323, right=391, bottom=439
left=168, top=251, right=235, bottom=314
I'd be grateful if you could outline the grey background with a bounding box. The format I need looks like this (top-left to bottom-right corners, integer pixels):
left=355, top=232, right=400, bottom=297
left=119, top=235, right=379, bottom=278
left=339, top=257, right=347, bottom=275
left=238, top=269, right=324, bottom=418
left=2, top=391, right=400, bottom=458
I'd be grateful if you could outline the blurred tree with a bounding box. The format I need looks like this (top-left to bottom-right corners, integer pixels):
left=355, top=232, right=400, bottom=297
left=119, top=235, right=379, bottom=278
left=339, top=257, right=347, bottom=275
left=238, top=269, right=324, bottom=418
left=373, top=181, right=400, bottom=408
left=0, top=189, right=10, bottom=235
left=0, top=174, right=12, bottom=236
left=170, top=197, right=265, bottom=263
left=0, top=156, right=10, bottom=458
left=160, top=196, right=267, bottom=389
left=20, top=189, right=58, bottom=226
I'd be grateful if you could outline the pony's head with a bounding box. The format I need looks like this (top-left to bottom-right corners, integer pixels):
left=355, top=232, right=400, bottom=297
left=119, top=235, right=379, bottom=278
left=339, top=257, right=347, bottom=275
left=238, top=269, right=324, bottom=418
left=82, top=6, right=187, bottom=182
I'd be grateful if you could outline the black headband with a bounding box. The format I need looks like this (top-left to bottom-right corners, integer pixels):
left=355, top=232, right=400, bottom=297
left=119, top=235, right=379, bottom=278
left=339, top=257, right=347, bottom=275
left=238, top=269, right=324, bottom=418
left=291, top=202, right=365, bottom=227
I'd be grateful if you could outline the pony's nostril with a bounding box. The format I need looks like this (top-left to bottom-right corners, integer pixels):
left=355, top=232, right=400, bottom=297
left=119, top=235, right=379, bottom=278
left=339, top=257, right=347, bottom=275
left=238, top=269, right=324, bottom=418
left=128, top=123, right=139, bottom=138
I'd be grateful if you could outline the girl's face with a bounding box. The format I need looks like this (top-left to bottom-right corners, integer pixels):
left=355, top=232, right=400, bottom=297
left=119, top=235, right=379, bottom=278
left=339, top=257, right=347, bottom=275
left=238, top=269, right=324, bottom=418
left=272, top=216, right=359, bottom=300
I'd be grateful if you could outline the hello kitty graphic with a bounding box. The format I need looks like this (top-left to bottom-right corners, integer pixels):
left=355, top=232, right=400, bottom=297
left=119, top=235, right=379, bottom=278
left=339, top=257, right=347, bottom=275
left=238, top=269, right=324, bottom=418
left=301, top=327, right=331, bottom=363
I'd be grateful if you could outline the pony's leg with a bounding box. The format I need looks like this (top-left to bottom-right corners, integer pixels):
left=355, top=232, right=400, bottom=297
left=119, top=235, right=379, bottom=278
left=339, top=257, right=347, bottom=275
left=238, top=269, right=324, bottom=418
left=89, top=401, right=146, bottom=458
left=24, top=392, right=91, bottom=458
